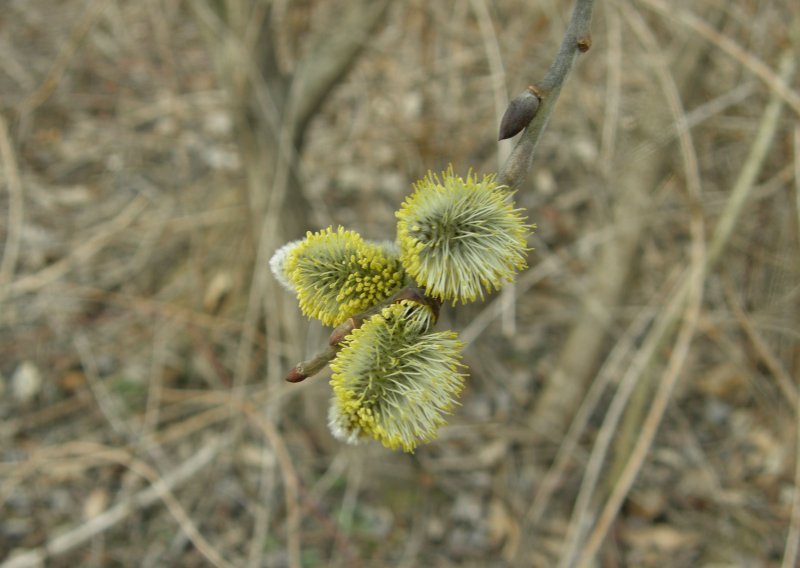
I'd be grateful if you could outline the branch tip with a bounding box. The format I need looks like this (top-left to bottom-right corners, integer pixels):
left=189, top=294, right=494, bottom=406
left=286, top=368, right=308, bottom=383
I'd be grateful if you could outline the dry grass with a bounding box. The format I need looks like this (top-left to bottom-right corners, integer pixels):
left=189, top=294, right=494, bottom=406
left=1, top=1, right=799, bottom=566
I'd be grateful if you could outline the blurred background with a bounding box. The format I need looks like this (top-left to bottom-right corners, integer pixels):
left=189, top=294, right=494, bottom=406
left=1, top=0, right=798, bottom=566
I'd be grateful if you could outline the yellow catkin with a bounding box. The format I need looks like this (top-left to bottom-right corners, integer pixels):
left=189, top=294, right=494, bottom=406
left=396, top=167, right=532, bottom=304
left=285, top=227, right=404, bottom=326
left=329, top=302, right=465, bottom=452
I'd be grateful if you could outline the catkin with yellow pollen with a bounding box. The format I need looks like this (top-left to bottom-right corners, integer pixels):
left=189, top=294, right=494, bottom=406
left=396, top=166, right=532, bottom=304
left=284, top=226, right=404, bottom=327
left=329, top=301, right=465, bottom=452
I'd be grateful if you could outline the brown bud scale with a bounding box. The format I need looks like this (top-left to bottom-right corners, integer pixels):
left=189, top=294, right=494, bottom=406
left=498, top=88, right=541, bottom=140
left=286, top=368, right=308, bottom=383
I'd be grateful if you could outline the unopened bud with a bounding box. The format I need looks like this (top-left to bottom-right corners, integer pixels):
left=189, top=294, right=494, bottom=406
left=498, top=87, right=541, bottom=140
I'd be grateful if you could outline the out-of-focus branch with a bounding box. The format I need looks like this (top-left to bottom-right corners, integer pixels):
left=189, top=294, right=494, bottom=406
left=0, top=113, right=23, bottom=300
left=193, top=0, right=391, bottom=238
left=289, top=0, right=391, bottom=148
left=498, top=0, right=596, bottom=189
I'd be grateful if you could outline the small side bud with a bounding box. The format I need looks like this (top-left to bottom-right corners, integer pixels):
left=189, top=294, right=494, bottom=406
left=498, top=87, right=541, bottom=140
left=577, top=35, right=592, bottom=53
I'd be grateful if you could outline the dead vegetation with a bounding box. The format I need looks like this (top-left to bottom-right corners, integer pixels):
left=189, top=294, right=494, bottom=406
left=1, top=0, right=799, bottom=566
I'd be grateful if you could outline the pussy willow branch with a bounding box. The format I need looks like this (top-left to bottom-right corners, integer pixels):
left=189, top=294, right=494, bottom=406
left=498, top=0, right=596, bottom=189
left=285, top=0, right=595, bottom=382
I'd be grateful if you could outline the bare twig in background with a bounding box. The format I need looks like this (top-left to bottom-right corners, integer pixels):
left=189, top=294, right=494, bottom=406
left=469, top=0, right=510, bottom=170
left=560, top=7, right=709, bottom=563
left=707, top=51, right=798, bottom=265
left=520, top=268, right=675, bottom=527
left=555, top=270, right=690, bottom=565
left=15, top=0, right=106, bottom=117
left=0, top=114, right=23, bottom=299
left=7, top=196, right=149, bottom=298
left=288, top=2, right=392, bottom=148
left=469, top=0, right=517, bottom=337
left=638, top=0, right=800, bottom=117
left=726, top=285, right=798, bottom=406
left=784, top=124, right=800, bottom=568
left=525, top=0, right=714, bottom=446
left=243, top=404, right=301, bottom=568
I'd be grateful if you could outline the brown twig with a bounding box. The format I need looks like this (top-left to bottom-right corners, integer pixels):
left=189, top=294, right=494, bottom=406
left=7, top=197, right=149, bottom=298
left=783, top=124, right=800, bottom=568
left=286, top=344, right=340, bottom=383
left=242, top=403, right=302, bottom=568
left=0, top=114, right=23, bottom=300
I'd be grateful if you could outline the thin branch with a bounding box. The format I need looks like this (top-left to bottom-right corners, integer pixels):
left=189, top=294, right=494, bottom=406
left=498, top=0, right=596, bottom=189
left=7, top=196, right=149, bottom=298
left=707, top=50, right=797, bottom=265
left=784, top=123, right=800, bottom=568
left=242, top=403, right=302, bottom=568
left=469, top=0, right=510, bottom=169
left=0, top=113, right=23, bottom=300
left=286, top=344, right=340, bottom=383
left=15, top=0, right=106, bottom=116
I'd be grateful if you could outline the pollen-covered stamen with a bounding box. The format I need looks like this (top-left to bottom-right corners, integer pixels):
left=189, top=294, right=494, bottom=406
left=284, top=226, right=405, bottom=326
